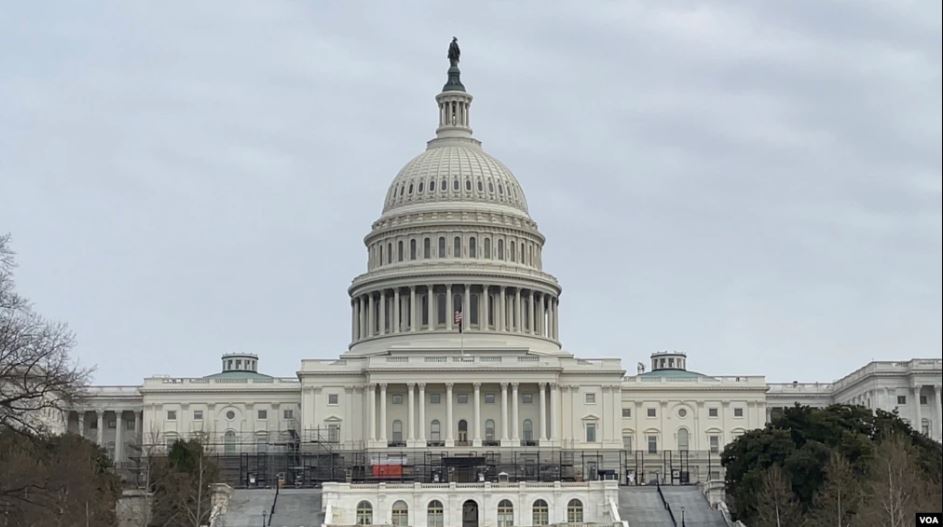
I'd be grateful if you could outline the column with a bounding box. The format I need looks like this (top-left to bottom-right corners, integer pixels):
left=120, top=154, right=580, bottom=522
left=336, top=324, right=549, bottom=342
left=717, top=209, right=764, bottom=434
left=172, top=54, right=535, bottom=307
left=463, top=284, right=471, bottom=330
left=78, top=411, right=86, bottom=438
left=501, top=383, right=509, bottom=444
left=511, top=383, right=520, bottom=442
left=446, top=383, right=455, bottom=446
left=351, top=299, right=357, bottom=340
left=418, top=383, right=427, bottom=444
left=407, top=383, right=415, bottom=443
left=367, top=293, right=375, bottom=337
left=498, top=287, right=506, bottom=332
left=483, top=286, right=491, bottom=330
left=935, top=386, right=942, bottom=441
left=529, top=291, right=535, bottom=334
left=359, top=296, right=366, bottom=338
left=115, top=410, right=124, bottom=463
left=913, top=386, right=922, bottom=435
left=368, top=384, right=376, bottom=442
left=134, top=411, right=141, bottom=439
left=378, top=290, right=386, bottom=335
left=409, top=286, right=417, bottom=332
left=515, top=289, right=522, bottom=332
left=473, top=383, right=482, bottom=446
left=394, top=289, right=401, bottom=334
left=427, top=285, right=434, bottom=330
left=379, top=383, right=388, bottom=444
left=552, top=298, right=559, bottom=340
left=539, top=383, right=548, bottom=442
left=612, top=385, right=621, bottom=443
left=96, top=410, right=104, bottom=445
left=570, top=387, right=578, bottom=446
left=446, top=285, right=453, bottom=330
left=550, top=384, right=559, bottom=444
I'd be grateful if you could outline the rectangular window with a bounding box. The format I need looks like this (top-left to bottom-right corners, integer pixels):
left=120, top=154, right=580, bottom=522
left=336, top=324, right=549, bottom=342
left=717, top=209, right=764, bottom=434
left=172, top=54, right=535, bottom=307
left=457, top=393, right=469, bottom=404
left=522, top=393, right=534, bottom=404
left=647, top=435, right=658, bottom=454
left=920, top=395, right=927, bottom=405
left=484, top=393, right=496, bottom=404
left=257, top=409, right=267, bottom=420
left=586, top=423, right=597, bottom=443
left=708, top=408, right=718, bottom=417
left=107, top=418, right=116, bottom=429
left=734, top=408, right=744, bottom=418
left=897, top=395, right=907, bottom=404
left=430, top=393, right=441, bottom=404
left=622, top=408, right=632, bottom=418
left=283, top=409, right=294, bottom=419
left=167, top=410, right=176, bottom=421
left=585, top=393, right=596, bottom=404
left=328, top=393, right=339, bottom=405
left=647, top=408, right=656, bottom=417
left=392, top=394, right=404, bottom=405
left=709, top=435, right=720, bottom=454
left=193, top=410, right=203, bottom=420
left=622, top=435, right=633, bottom=450
left=328, top=424, right=340, bottom=442
left=125, top=418, right=135, bottom=431
left=423, top=238, right=431, bottom=259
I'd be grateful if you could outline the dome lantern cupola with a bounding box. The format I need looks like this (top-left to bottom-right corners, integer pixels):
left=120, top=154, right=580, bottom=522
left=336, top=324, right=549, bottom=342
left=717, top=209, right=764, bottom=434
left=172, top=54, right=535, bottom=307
left=435, top=37, right=474, bottom=141
left=651, top=351, right=687, bottom=372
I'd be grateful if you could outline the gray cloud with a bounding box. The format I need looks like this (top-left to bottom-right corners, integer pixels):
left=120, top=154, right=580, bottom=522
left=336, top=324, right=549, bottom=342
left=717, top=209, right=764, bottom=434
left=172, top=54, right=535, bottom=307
left=1, top=1, right=939, bottom=384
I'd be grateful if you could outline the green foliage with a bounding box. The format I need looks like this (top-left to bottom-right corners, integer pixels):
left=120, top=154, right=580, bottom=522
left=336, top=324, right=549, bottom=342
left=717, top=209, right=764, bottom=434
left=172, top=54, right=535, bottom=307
left=722, top=404, right=942, bottom=524
left=149, top=439, right=218, bottom=527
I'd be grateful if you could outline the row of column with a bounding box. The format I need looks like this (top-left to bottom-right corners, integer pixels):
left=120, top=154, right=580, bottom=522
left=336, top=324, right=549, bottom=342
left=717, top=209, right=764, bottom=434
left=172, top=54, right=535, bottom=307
left=351, top=285, right=559, bottom=342
left=73, top=409, right=142, bottom=463
left=366, top=382, right=558, bottom=447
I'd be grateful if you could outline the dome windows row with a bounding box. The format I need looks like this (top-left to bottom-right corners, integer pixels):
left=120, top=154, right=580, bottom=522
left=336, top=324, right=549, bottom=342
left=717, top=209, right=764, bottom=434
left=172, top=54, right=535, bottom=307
left=385, top=172, right=526, bottom=211
left=368, top=232, right=542, bottom=270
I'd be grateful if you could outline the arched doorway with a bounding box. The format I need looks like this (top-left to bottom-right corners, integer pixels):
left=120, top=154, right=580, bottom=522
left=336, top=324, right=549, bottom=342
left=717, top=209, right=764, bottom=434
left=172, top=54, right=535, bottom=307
left=462, top=499, right=479, bottom=527
left=458, top=419, right=469, bottom=445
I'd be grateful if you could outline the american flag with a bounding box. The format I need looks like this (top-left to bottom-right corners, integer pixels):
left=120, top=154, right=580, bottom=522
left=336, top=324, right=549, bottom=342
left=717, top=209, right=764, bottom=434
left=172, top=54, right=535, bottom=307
left=454, top=310, right=463, bottom=332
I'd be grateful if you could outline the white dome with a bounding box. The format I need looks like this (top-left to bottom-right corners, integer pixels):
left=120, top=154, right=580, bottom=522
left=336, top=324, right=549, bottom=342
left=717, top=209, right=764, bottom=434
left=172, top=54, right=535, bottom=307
left=382, top=139, right=529, bottom=215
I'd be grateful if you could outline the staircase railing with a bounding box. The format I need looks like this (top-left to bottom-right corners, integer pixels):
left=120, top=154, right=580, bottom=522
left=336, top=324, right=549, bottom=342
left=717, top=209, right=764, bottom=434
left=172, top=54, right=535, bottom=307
left=655, top=479, right=678, bottom=527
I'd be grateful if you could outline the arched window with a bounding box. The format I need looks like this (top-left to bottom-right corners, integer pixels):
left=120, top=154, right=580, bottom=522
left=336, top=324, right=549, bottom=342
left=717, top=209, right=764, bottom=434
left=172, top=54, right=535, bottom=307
left=423, top=238, right=431, bottom=259
left=440, top=178, right=446, bottom=191
left=477, top=180, right=483, bottom=192
left=397, top=240, right=403, bottom=262
left=465, top=179, right=472, bottom=191
left=387, top=242, right=392, bottom=264
left=430, top=179, right=436, bottom=192
left=678, top=428, right=690, bottom=451
left=223, top=430, right=236, bottom=455
left=497, top=499, right=514, bottom=527
left=356, top=501, right=373, bottom=525
left=256, top=431, right=268, bottom=453
left=484, top=238, right=492, bottom=258
left=532, top=499, right=549, bottom=526
left=391, top=420, right=403, bottom=443
left=391, top=501, right=408, bottom=527
left=409, top=239, right=417, bottom=260
left=427, top=500, right=444, bottom=527
left=378, top=245, right=383, bottom=267
left=418, top=181, right=424, bottom=193
left=438, top=237, right=446, bottom=258
left=469, top=237, right=477, bottom=258
left=458, top=419, right=468, bottom=444
left=452, top=178, right=459, bottom=191
left=510, top=241, right=516, bottom=262
left=430, top=419, right=441, bottom=441
left=567, top=499, right=584, bottom=523
left=498, top=239, right=505, bottom=260
left=453, top=236, right=462, bottom=257
left=523, top=419, right=533, bottom=442
left=485, top=419, right=495, bottom=441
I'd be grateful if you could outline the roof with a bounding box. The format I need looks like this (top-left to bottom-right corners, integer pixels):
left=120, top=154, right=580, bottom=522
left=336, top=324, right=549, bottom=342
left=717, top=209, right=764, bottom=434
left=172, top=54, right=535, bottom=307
left=638, top=368, right=714, bottom=380
left=203, top=370, right=273, bottom=380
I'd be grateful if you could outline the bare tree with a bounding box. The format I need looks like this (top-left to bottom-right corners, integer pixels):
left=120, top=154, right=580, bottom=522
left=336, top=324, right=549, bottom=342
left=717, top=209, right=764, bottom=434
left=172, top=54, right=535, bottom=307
left=804, top=451, right=863, bottom=527
left=860, top=433, right=938, bottom=527
left=0, top=234, right=89, bottom=435
left=755, top=464, right=802, bottom=527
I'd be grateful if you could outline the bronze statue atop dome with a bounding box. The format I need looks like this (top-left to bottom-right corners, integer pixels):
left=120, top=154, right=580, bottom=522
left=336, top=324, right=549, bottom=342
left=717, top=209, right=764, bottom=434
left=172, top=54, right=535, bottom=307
left=448, top=37, right=460, bottom=67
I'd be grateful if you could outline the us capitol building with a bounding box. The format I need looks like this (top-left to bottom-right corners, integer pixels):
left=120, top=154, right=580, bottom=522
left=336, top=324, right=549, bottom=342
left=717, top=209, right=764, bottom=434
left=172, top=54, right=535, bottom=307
left=49, top=41, right=941, bottom=526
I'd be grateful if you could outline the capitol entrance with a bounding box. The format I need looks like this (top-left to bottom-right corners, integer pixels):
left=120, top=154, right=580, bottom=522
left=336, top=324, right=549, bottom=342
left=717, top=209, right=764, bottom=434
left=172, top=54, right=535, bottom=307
left=462, top=500, right=479, bottom=527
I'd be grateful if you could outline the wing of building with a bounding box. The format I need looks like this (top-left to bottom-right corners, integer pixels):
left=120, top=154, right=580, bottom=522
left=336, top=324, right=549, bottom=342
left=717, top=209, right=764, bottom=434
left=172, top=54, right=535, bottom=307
left=52, top=43, right=942, bottom=504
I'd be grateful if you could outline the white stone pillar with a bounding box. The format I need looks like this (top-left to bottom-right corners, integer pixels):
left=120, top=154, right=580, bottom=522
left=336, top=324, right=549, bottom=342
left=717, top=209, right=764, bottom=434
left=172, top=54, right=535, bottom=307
left=115, top=410, right=124, bottom=463
left=368, top=384, right=376, bottom=442
left=418, top=383, right=426, bottom=445
left=552, top=298, right=559, bottom=340
left=407, top=383, right=415, bottom=443
left=529, top=291, right=535, bottom=334
left=96, top=410, right=104, bottom=445
left=427, top=285, right=434, bottom=330
left=446, top=285, right=453, bottom=331
left=511, top=383, right=520, bottom=442
left=463, top=284, right=471, bottom=331
left=483, top=286, right=490, bottom=330
left=539, top=383, right=548, bottom=443
left=446, top=383, right=455, bottom=447
left=394, top=289, right=401, bottom=334
left=367, top=294, right=375, bottom=337
left=473, top=383, right=482, bottom=446
left=359, top=296, right=366, bottom=338
left=935, top=385, right=943, bottom=441
left=409, top=286, right=417, bottom=332
left=351, top=299, right=357, bottom=341
left=379, top=383, right=388, bottom=444
left=498, top=287, right=506, bottom=331
left=501, top=382, right=509, bottom=444
left=78, top=412, right=86, bottom=438
left=913, top=386, right=922, bottom=435
left=515, top=289, right=522, bottom=332
left=134, top=411, right=141, bottom=438
left=550, top=384, right=559, bottom=444
left=378, top=290, right=386, bottom=335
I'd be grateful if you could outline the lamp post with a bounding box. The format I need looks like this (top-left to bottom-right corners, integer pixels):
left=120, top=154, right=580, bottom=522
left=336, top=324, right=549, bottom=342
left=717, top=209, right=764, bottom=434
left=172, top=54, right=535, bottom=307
left=681, top=506, right=686, bottom=527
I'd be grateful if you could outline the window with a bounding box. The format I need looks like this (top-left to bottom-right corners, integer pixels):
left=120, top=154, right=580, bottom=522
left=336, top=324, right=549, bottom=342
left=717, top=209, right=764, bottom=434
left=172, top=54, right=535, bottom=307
left=283, top=409, right=294, bottom=419
left=397, top=240, right=403, bottom=262
left=485, top=419, right=496, bottom=441
left=586, top=422, right=597, bottom=443
left=678, top=408, right=687, bottom=418
left=430, top=180, right=436, bottom=192
left=708, top=408, right=718, bottom=417
left=897, top=395, right=907, bottom=405
left=392, top=394, right=404, bottom=405
left=391, top=420, right=403, bottom=443
left=430, top=420, right=441, bottom=441
left=622, top=434, right=633, bottom=451
left=224, top=430, right=236, bottom=455
left=438, top=237, right=446, bottom=258
left=498, top=239, right=505, bottom=259
left=469, top=237, right=477, bottom=258
left=648, top=434, right=658, bottom=454
left=410, top=239, right=417, bottom=260
left=734, top=408, right=744, bottom=418
left=423, top=238, right=431, bottom=258
left=437, top=293, right=446, bottom=324
left=523, top=419, right=534, bottom=442
left=226, top=410, right=236, bottom=420
left=585, top=393, right=596, bottom=404
left=484, top=393, right=496, bottom=404
left=920, top=395, right=927, bottom=405
left=532, top=499, right=549, bottom=526
left=647, top=408, right=656, bottom=418
left=567, top=499, right=583, bottom=523
left=497, top=499, right=513, bottom=527
left=257, top=409, right=267, bottom=420
left=465, top=179, right=472, bottom=191
left=430, top=393, right=441, bottom=404
left=510, top=241, right=516, bottom=262
left=709, top=435, right=720, bottom=454
left=328, top=393, right=339, bottom=405
left=167, top=410, right=177, bottom=421
left=356, top=501, right=373, bottom=525
left=522, top=393, right=533, bottom=404
left=125, top=418, right=135, bottom=431
left=457, top=393, right=469, bottom=404
left=328, top=424, right=340, bottom=442
left=193, top=410, right=203, bottom=420
left=107, top=418, right=116, bottom=429
left=392, top=501, right=409, bottom=526
left=484, top=238, right=492, bottom=258
left=453, top=236, right=462, bottom=257
left=622, top=408, right=632, bottom=417
left=678, top=428, right=689, bottom=451
left=387, top=242, right=392, bottom=264
left=427, top=500, right=444, bottom=527
left=452, top=178, right=459, bottom=191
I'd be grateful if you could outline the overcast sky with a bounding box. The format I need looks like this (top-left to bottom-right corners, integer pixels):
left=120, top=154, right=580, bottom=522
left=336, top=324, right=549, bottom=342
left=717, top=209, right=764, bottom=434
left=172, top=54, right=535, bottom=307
left=1, top=1, right=940, bottom=385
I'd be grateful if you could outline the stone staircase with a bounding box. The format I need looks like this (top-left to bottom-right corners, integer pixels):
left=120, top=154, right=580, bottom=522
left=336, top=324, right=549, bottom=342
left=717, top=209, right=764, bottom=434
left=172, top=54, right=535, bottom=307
left=660, top=486, right=727, bottom=527
left=214, top=488, right=322, bottom=527
left=618, top=486, right=675, bottom=527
